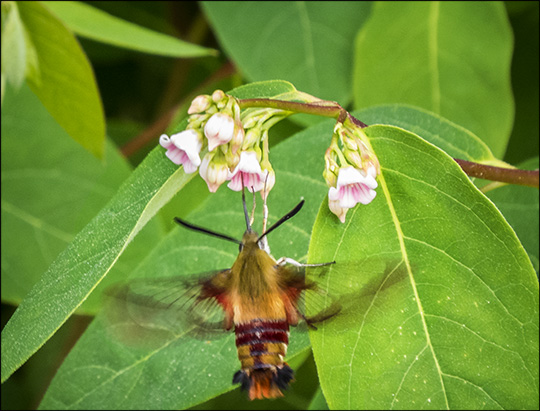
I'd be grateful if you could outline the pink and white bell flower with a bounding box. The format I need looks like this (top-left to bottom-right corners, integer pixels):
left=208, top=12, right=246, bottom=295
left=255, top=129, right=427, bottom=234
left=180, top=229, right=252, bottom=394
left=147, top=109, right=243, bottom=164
left=204, top=112, right=235, bottom=151
left=199, top=152, right=229, bottom=192
left=159, top=129, right=202, bottom=173
left=227, top=151, right=265, bottom=193
left=328, top=166, right=378, bottom=223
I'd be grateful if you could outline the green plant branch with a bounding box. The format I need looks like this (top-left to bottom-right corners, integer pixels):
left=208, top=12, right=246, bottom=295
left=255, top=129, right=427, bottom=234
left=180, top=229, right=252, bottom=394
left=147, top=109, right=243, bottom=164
left=237, top=98, right=539, bottom=189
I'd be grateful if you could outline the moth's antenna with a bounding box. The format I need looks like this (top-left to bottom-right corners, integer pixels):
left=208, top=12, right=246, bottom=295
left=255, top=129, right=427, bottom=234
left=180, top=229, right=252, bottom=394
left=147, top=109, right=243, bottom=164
left=174, top=217, right=242, bottom=245
left=258, top=199, right=304, bottom=242
left=241, top=175, right=252, bottom=232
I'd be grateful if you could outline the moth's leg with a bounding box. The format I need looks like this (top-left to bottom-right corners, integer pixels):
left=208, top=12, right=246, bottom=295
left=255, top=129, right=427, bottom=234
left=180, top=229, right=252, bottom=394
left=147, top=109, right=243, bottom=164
left=276, top=257, right=335, bottom=267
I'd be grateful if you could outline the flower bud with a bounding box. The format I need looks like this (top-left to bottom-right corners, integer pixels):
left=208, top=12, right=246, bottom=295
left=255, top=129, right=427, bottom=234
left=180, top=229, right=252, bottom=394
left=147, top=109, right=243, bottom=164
left=212, top=89, right=226, bottom=103
left=199, top=152, right=229, bottom=192
left=187, top=95, right=212, bottom=114
left=242, top=127, right=261, bottom=149
left=260, top=161, right=275, bottom=200
left=328, top=197, right=348, bottom=223
left=323, top=147, right=339, bottom=187
left=344, top=148, right=363, bottom=170
left=230, top=122, right=245, bottom=154
left=204, top=112, right=235, bottom=151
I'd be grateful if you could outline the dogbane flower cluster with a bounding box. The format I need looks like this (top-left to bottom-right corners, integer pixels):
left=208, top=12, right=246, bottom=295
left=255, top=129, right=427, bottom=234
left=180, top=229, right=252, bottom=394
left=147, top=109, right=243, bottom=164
left=323, top=118, right=381, bottom=223
left=160, top=90, right=288, bottom=200
left=160, top=90, right=381, bottom=223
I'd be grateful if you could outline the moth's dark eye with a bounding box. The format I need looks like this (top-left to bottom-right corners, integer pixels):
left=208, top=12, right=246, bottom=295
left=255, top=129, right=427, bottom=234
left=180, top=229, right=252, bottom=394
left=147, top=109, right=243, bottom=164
left=238, top=243, right=244, bottom=252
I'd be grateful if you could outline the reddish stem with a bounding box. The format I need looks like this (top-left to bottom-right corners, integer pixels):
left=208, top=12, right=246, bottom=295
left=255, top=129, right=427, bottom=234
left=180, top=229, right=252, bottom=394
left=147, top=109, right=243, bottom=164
left=237, top=97, right=539, bottom=189
left=454, top=159, right=538, bottom=188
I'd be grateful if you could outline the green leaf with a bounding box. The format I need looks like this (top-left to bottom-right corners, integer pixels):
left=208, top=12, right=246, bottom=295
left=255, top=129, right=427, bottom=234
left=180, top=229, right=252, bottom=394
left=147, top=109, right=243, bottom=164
left=38, top=109, right=333, bottom=410
left=356, top=104, right=504, bottom=166
left=230, top=79, right=297, bottom=100
left=0, top=80, right=303, bottom=384
left=308, top=389, right=330, bottom=410
left=43, top=1, right=217, bottom=58
left=353, top=2, right=514, bottom=158
left=0, top=138, right=192, bottom=384
left=485, top=157, right=539, bottom=275
left=16, top=1, right=105, bottom=158
left=201, top=1, right=372, bottom=104
left=0, top=83, right=164, bottom=314
left=309, top=126, right=538, bottom=409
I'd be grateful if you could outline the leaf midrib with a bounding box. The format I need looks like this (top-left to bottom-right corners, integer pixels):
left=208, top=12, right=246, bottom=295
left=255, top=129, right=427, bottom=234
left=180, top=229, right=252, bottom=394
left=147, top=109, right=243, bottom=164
left=378, top=167, right=450, bottom=409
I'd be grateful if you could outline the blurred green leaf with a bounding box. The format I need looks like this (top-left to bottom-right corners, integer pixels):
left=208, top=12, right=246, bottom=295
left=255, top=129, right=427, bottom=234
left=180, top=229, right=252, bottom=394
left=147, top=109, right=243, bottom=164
left=485, top=157, right=539, bottom=275
left=43, top=1, right=217, bottom=58
left=354, top=2, right=514, bottom=158
left=504, top=1, right=539, bottom=165
left=16, top=1, right=105, bottom=158
left=308, top=126, right=538, bottom=409
left=0, top=80, right=303, bottom=385
left=201, top=1, right=372, bottom=104
left=1, top=2, right=27, bottom=93
left=0, top=83, right=163, bottom=314
left=356, top=104, right=504, bottom=166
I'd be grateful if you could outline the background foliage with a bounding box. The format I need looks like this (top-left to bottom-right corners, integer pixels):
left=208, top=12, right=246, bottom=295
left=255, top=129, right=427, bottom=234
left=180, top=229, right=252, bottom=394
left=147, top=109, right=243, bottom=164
left=1, top=1, right=538, bottom=410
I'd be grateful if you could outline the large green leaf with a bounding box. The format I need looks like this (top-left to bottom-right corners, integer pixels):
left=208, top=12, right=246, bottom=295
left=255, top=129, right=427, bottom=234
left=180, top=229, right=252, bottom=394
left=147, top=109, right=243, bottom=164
left=485, top=157, right=539, bottom=275
left=0, top=143, right=187, bottom=384
left=355, top=104, right=504, bottom=166
left=0, top=80, right=308, bottom=384
left=354, top=106, right=538, bottom=280
left=16, top=1, right=105, bottom=158
left=0, top=83, right=163, bottom=314
left=308, top=126, right=538, bottom=409
left=201, top=1, right=372, bottom=104
left=43, top=1, right=217, bottom=58
left=353, top=2, right=514, bottom=158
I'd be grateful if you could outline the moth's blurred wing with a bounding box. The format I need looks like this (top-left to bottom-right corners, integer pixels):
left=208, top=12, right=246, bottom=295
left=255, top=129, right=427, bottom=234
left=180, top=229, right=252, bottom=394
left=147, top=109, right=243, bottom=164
left=278, top=258, right=407, bottom=327
left=105, top=270, right=231, bottom=345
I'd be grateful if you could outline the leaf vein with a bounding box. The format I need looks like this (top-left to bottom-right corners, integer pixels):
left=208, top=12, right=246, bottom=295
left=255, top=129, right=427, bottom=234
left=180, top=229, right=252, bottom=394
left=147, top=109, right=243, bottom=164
left=404, top=235, right=525, bottom=326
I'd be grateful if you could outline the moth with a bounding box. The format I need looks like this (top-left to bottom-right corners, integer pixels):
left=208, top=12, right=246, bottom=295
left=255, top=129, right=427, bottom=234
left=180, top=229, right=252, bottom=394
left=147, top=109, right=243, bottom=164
left=108, top=193, right=341, bottom=400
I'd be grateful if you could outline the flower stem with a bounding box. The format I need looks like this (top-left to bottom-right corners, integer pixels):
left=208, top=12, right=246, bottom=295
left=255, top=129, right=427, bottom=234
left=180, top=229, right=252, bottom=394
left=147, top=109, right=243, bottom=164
left=237, top=98, right=539, bottom=189
left=238, top=98, right=368, bottom=127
